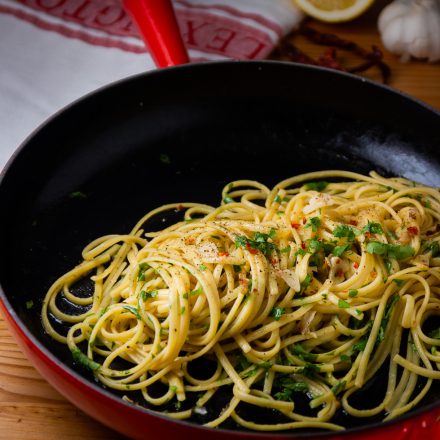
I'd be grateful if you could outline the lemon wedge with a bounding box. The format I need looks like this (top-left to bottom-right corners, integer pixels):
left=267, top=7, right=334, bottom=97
left=294, top=0, right=375, bottom=23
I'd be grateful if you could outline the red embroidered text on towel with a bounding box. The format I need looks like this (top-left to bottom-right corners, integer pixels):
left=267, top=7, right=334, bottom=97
left=3, top=0, right=302, bottom=59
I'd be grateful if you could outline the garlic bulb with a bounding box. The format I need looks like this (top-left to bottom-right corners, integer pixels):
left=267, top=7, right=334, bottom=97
left=378, top=0, right=440, bottom=62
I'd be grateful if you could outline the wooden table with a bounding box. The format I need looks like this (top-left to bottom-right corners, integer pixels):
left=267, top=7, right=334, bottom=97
left=1, top=6, right=439, bottom=440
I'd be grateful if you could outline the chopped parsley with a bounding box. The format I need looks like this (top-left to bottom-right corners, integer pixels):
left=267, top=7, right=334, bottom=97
left=291, top=344, right=318, bottom=362
left=361, top=222, right=384, bottom=235
left=69, top=191, right=87, bottom=199
left=340, top=354, right=351, bottom=362
left=305, top=217, right=321, bottom=232
left=235, top=229, right=278, bottom=256
left=274, top=377, right=309, bottom=401
left=122, top=305, right=142, bottom=320
left=307, top=238, right=323, bottom=254
left=25, top=300, right=34, bottom=310
left=338, top=299, right=350, bottom=309
left=190, top=287, right=203, bottom=296
left=138, top=262, right=150, bottom=281
left=71, top=347, right=100, bottom=371
left=352, top=337, right=368, bottom=354
left=300, top=274, right=312, bottom=292
left=304, top=181, right=328, bottom=192
left=271, top=307, right=285, bottom=321
left=280, top=246, right=291, bottom=254
left=425, top=241, right=440, bottom=257
left=160, top=153, right=171, bottom=164
left=180, top=306, right=186, bottom=315
left=333, top=244, right=351, bottom=257
left=429, top=328, right=440, bottom=339
left=392, top=279, right=404, bottom=287
left=366, top=241, right=414, bottom=260
left=141, top=290, right=158, bottom=301
left=274, top=195, right=282, bottom=203
left=333, top=224, right=359, bottom=242
left=301, top=363, right=320, bottom=378
left=331, top=380, right=346, bottom=396
left=377, top=295, right=400, bottom=344
left=348, top=289, right=358, bottom=298
left=233, top=264, right=243, bottom=273
left=170, top=385, right=178, bottom=392
left=223, top=196, right=234, bottom=204
left=199, top=264, right=207, bottom=271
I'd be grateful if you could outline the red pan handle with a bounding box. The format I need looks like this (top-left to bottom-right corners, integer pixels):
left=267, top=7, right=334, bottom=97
left=123, top=0, right=190, bottom=68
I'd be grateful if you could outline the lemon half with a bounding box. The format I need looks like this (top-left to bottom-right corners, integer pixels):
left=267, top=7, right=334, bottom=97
left=294, top=0, right=375, bottom=23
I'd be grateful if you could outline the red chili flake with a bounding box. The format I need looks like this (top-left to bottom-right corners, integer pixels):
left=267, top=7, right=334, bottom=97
left=253, top=288, right=258, bottom=293
left=353, top=262, right=359, bottom=269
left=291, top=223, right=301, bottom=229
left=335, top=270, right=343, bottom=278
left=176, top=204, right=184, bottom=211
left=246, top=243, right=259, bottom=255
left=364, top=231, right=371, bottom=239
left=349, top=219, right=358, bottom=226
left=301, top=242, right=306, bottom=250
left=407, top=226, right=419, bottom=235
left=185, top=237, right=195, bottom=245
left=218, top=251, right=229, bottom=257
left=302, top=217, right=307, bottom=225
left=371, top=271, right=377, bottom=278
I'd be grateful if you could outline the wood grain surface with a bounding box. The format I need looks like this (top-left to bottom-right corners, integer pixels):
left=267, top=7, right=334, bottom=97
left=1, top=6, right=440, bottom=440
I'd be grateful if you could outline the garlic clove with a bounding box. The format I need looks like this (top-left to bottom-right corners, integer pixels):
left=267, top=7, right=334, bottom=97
left=405, top=10, right=431, bottom=59
left=378, top=1, right=408, bottom=32
left=378, top=0, right=440, bottom=63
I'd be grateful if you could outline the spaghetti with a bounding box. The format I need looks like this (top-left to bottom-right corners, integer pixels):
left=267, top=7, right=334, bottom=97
left=42, top=170, right=440, bottom=431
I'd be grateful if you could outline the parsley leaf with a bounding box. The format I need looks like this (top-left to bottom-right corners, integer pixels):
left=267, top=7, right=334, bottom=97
left=361, top=222, right=384, bottom=235
left=137, top=262, right=150, bottom=281
left=301, top=363, right=320, bottom=378
left=235, top=230, right=278, bottom=256
left=25, top=300, right=34, bottom=310
left=331, top=380, right=346, bottom=396
left=290, top=344, right=318, bottom=361
left=122, top=305, right=143, bottom=320
left=305, top=217, right=321, bottom=232
left=429, top=328, right=440, bottom=339
left=71, top=348, right=100, bottom=371
left=338, top=299, right=350, bottom=309
left=333, top=225, right=359, bottom=242
left=141, top=290, right=158, bottom=301
left=223, top=196, right=234, bottom=204
left=305, top=181, right=328, bottom=191
left=366, top=241, right=414, bottom=260
left=333, top=244, right=351, bottom=257
left=160, top=153, right=170, bottom=164
left=348, top=289, right=358, bottom=298
left=352, top=337, right=368, bottom=354
left=233, top=264, right=243, bottom=273
left=300, top=274, right=312, bottom=292
left=271, top=307, right=285, bottom=321
left=274, top=377, right=309, bottom=401
left=392, top=279, right=404, bottom=287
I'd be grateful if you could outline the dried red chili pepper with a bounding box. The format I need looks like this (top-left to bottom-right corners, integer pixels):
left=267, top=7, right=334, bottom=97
left=407, top=226, right=419, bottom=235
left=271, top=25, right=391, bottom=84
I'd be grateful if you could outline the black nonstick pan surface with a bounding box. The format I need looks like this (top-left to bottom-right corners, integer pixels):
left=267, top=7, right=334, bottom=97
left=0, top=61, right=439, bottom=438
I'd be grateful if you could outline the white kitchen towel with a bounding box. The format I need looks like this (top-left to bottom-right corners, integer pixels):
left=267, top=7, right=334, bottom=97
left=0, top=0, right=304, bottom=170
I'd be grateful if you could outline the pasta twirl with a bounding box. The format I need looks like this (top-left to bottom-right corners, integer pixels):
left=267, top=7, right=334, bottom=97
left=42, top=170, right=440, bottom=431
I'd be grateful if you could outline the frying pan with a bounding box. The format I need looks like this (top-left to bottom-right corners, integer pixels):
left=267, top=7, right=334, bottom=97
left=1, top=1, right=440, bottom=439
